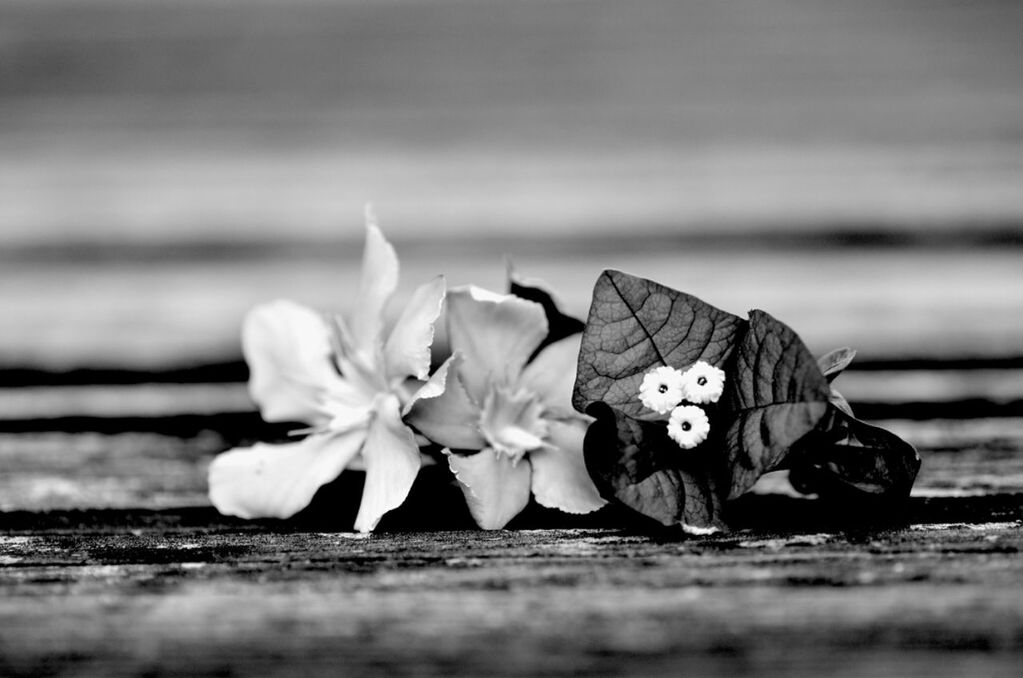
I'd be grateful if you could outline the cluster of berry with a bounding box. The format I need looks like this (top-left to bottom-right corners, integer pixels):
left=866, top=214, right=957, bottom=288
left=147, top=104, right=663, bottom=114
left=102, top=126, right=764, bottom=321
left=638, top=361, right=726, bottom=449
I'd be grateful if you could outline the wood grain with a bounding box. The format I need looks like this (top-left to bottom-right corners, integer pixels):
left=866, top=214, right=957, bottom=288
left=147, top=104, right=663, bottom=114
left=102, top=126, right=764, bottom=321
left=2, top=524, right=1021, bottom=677
left=2, top=407, right=1022, bottom=512
left=2, top=382, right=1021, bottom=677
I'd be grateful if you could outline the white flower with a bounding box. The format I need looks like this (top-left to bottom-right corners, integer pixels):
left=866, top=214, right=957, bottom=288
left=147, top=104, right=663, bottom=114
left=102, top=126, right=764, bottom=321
left=681, top=361, right=726, bottom=404
left=207, top=209, right=445, bottom=533
left=406, top=285, right=606, bottom=530
left=667, top=405, right=710, bottom=449
left=638, top=366, right=686, bottom=414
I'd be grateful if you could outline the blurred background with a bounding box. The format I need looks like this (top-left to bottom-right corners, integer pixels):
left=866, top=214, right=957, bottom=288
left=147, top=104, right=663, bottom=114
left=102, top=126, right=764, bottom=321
left=2, top=0, right=1023, bottom=372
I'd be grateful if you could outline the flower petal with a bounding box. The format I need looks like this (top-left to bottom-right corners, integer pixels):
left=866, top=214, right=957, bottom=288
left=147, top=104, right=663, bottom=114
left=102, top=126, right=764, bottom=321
left=446, top=285, right=548, bottom=401
left=384, top=275, right=446, bottom=382
left=519, top=334, right=583, bottom=415
left=208, top=430, right=365, bottom=519
left=478, top=384, right=548, bottom=460
left=447, top=448, right=533, bottom=529
left=529, top=420, right=607, bottom=514
left=404, top=354, right=486, bottom=450
left=353, top=394, right=423, bottom=533
left=350, top=210, right=399, bottom=365
left=243, top=300, right=340, bottom=425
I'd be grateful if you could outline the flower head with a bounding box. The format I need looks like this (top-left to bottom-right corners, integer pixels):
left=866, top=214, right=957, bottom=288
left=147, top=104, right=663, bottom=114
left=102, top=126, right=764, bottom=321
left=207, top=208, right=445, bottom=532
left=681, top=361, right=726, bottom=404
left=638, top=366, right=686, bottom=414
left=667, top=405, right=710, bottom=449
left=406, top=285, right=605, bottom=529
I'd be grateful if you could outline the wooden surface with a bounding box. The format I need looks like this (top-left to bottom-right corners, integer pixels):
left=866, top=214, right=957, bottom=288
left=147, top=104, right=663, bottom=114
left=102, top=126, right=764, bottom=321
left=2, top=354, right=1022, bottom=677
left=3, top=1, right=1023, bottom=675
left=2, top=524, right=1022, bottom=678
left=2, top=248, right=1021, bottom=677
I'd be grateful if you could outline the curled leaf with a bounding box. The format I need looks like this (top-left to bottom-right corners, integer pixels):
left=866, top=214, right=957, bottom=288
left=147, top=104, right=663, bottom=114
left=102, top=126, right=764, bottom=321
left=818, top=347, right=857, bottom=416
left=790, top=406, right=921, bottom=500
left=817, top=347, right=857, bottom=383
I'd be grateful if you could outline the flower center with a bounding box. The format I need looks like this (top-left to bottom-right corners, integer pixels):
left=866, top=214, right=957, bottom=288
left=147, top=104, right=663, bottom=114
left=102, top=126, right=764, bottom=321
left=681, top=421, right=691, bottom=431
left=658, top=384, right=668, bottom=394
left=478, top=384, right=549, bottom=463
left=697, top=377, right=707, bottom=386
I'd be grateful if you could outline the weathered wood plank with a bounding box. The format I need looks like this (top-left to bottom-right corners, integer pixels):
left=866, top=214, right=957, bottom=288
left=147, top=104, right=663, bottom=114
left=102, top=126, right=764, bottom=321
left=3, top=417, right=1020, bottom=512
left=1, top=525, right=1021, bottom=677
left=2, top=493, right=1020, bottom=536
left=0, top=432, right=218, bottom=511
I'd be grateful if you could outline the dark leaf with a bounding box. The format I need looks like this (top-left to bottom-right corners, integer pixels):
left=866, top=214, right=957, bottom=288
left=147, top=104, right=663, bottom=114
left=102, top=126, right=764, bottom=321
left=573, top=270, right=745, bottom=420
left=792, top=405, right=921, bottom=499
left=678, top=462, right=727, bottom=530
left=508, top=267, right=585, bottom=360
left=573, top=274, right=919, bottom=529
left=722, top=310, right=832, bottom=498
left=817, top=347, right=857, bottom=383
left=583, top=402, right=727, bottom=530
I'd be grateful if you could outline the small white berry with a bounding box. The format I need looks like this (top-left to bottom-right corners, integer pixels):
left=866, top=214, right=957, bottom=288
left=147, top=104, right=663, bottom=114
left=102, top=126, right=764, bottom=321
left=638, top=365, right=686, bottom=414
left=681, top=361, right=726, bottom=404
left=667, top=405, right=710, bottom=449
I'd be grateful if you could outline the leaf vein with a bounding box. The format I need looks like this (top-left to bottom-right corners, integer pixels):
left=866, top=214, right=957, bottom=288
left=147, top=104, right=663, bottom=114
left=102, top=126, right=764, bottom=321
left=608, top=273, right=669, bottom=366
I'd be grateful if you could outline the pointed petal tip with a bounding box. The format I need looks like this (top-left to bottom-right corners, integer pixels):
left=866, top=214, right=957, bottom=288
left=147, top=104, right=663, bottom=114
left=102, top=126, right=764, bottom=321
left=362, top=215, right=393, bottom=252
left=352, top=511, right=381, bottom=534
left=364, top=203, right=379, bottom=228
